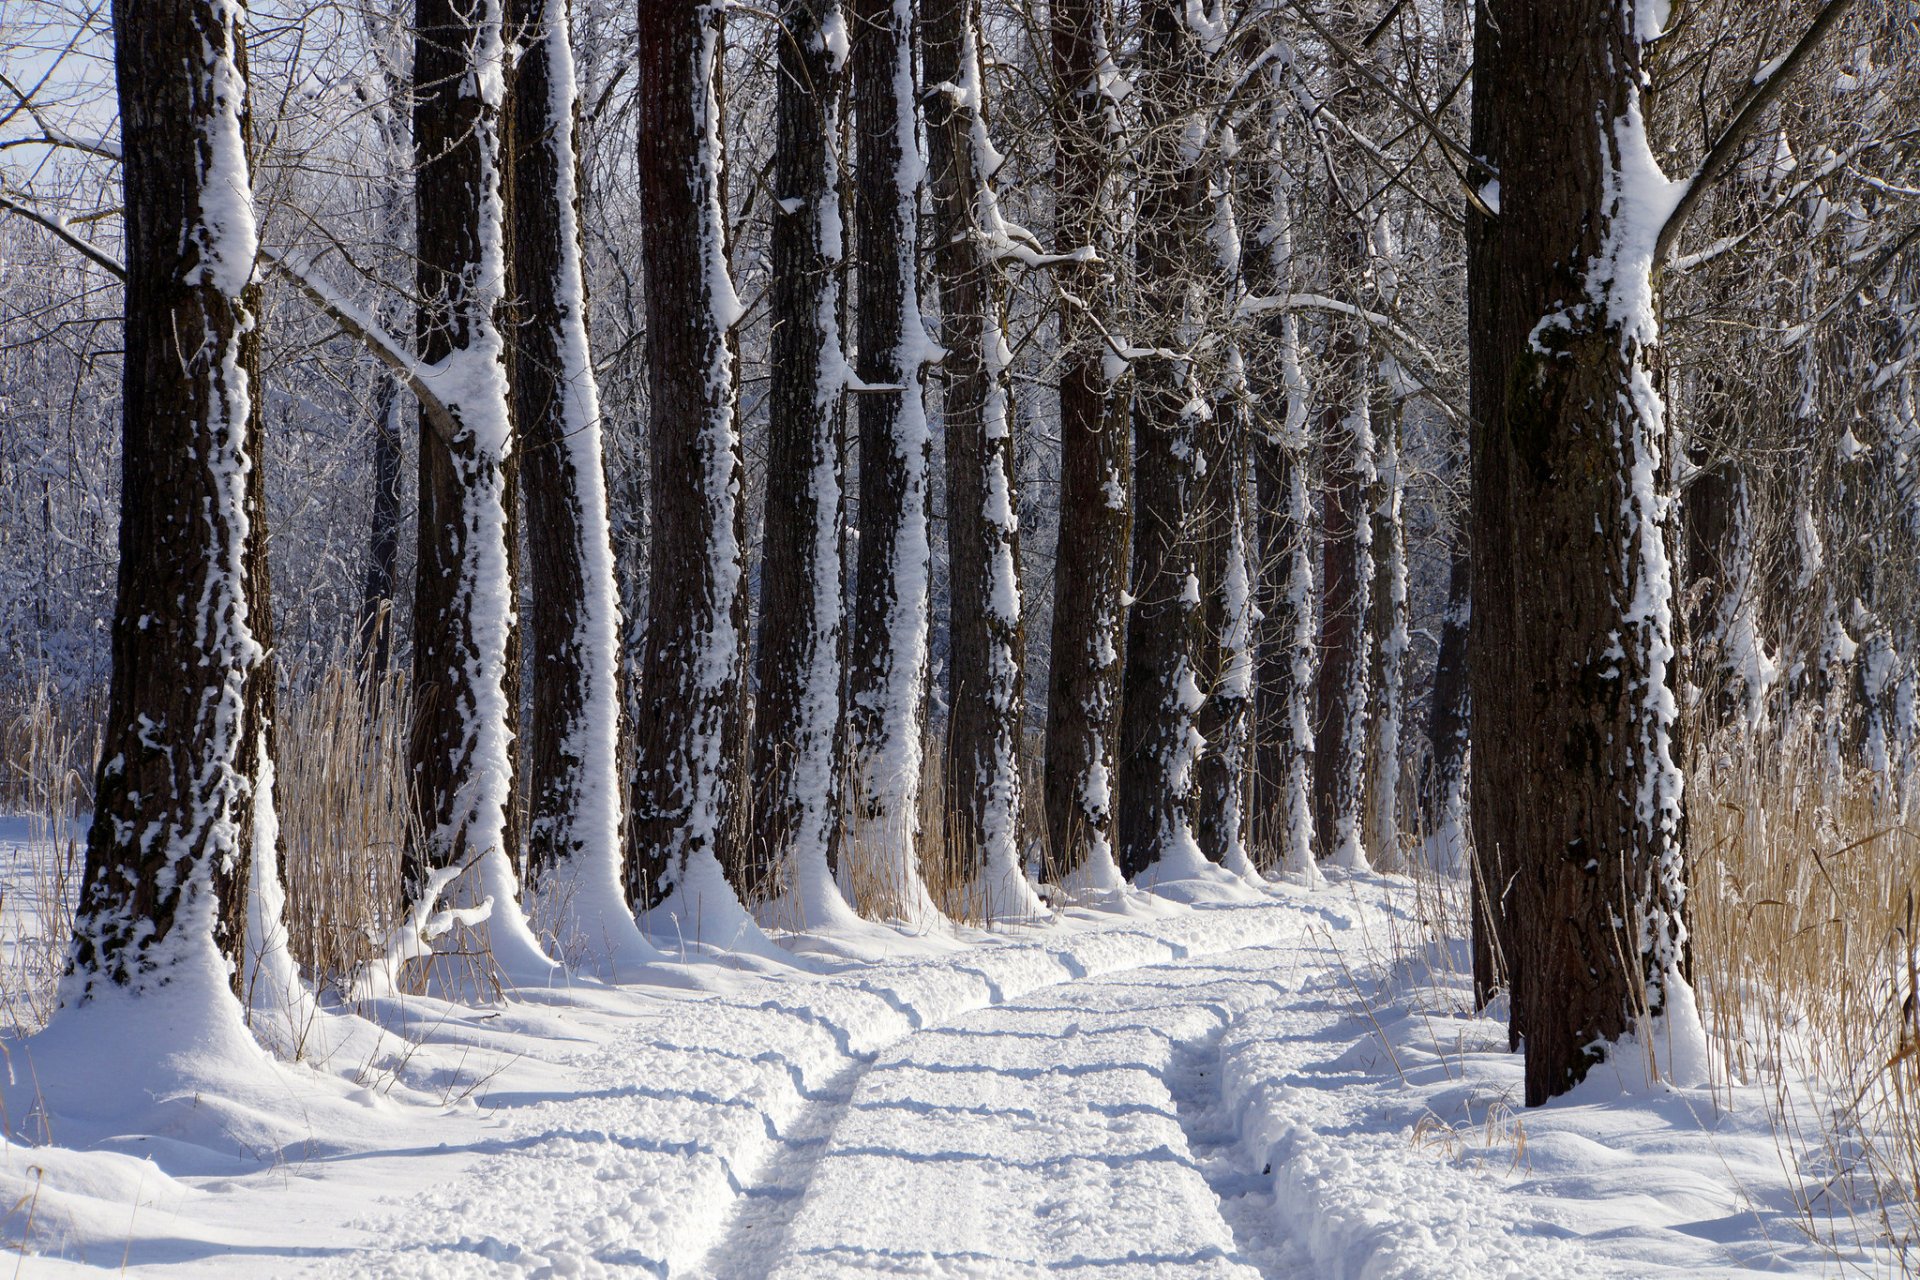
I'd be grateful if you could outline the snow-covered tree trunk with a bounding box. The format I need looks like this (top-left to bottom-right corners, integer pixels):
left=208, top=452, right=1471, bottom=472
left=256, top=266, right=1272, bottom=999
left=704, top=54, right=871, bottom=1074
left=1244, top=155, right=1319, bottom=882
left=924, top=0, right=1044, bottom=920
left=1115, top=0, right=1213, bottom=883
left=404, top=0, right=556, bottom=983
left=1478, top=0, right=1706, bottom=1103
left=1041, top=0, right=1132, bottom=894
left=1424, top=543, right=1470, bottom=877
left=1193, top=380, right=1257, bottom=879
left=1194, top=159, right=1255, bottom=880
left=1307, top=6, right=1374, bottom=873
left=68, top=0, right=270, bottom=1004
left=847, top=0, right=940, bottom=924
left=748, top=0, right=863, bottom=932
left=506, top=0, right=657, bottom=973
left=628, top=0, right=764, bottom=948
left=354, top=30, right=410, bottom=676
left=1362, top=384, right=1407, bottom=870
left=1311, top=298, right=1374, bottom=872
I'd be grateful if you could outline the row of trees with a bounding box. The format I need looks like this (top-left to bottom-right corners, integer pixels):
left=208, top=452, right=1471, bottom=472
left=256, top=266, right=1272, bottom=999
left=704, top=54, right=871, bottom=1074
left=2, top=0, right=1915, bottom=1103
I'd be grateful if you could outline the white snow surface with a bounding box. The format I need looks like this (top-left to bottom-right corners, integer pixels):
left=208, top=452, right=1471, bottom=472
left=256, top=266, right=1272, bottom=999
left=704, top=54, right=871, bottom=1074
left=0, top=868, right=1888, bottom=1277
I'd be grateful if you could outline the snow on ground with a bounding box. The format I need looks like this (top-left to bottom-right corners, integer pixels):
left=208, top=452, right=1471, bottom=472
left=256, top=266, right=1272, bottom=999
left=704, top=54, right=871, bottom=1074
left=0, top=848, right=1898, bottom=1277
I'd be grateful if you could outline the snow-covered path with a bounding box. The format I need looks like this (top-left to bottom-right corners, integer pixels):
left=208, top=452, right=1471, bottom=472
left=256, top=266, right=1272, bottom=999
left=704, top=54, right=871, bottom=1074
left=735, top=947, right=1323, bottom=1278
left=0, top=879, right=1885, bottom=1276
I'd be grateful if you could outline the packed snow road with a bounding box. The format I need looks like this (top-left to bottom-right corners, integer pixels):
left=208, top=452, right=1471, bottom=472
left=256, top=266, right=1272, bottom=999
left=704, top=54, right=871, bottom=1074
left=3, top=878, right=1873, bottom=1276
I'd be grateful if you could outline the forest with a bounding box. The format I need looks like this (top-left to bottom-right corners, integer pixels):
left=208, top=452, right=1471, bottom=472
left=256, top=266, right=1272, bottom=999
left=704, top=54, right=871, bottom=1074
left=1, top=0, right=1918, bottom=1273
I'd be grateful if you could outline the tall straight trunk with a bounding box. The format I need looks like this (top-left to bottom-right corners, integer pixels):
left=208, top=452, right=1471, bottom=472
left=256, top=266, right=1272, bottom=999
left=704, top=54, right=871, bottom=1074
left=923, top=0, right=1043, bottom=919
left=359, top=372, right=402, bottom=671
left=629, top=0, right=763, bottom=947
left=1479, top=0, right=1703, bottom=1104
left=1362, top=386, right=1407, bottom=869
left=356, top=27, right=408, bottom=675
left=1244, top=157, right=1319, bottom=881
left=1115, top=0, right=1211, bottom=883
left=750, top=0, right=863, bottom=931
left=1425, top=541, right=1470, bottom=875
left=506, top=0, right=656, bottom=972
left=69, top=0, right=268, bottom=1003
left=1463, top=0, right=1511, bottom=1012
left=406, top=0, right=554, bottom=981
left=1193, top=155, right=1255, bottom=878
left=1311, top=299, right=1373, bottom=871
left=1307, top=5, right=1377, bottom=873
left=1042, top=0, right=1131, bottom=892
left=1193, top=384, right=1257, bottom=877
left=847, top=0, right=940, bottom=923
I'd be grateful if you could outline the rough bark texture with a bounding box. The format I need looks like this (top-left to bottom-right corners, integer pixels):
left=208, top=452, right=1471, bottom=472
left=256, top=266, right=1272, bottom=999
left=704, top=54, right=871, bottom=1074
left=507, top=0, right=616, bottom=883
left=1310, top=308, right=1372, bottom=866
left=1042, top=0, right=1131, bottom=884
left=1194, top=400, right=1252, bottom=869
left=1478, top=0, right=1693, bottom=1105
left=627, top=0, right=751, bottom=907
left=750, top=0, right=850, bottom=902
left=1425, top=540, right=1471, bottom=836
left=846, top=0, right=937, bottom=913
left=924, top=0, right=1028, bottom=903
left=1115, top=0, right=1208, bottom=879
left=1464, top=0, right=1512, bottom=1012
left=72, top=0, right=265, bottom=995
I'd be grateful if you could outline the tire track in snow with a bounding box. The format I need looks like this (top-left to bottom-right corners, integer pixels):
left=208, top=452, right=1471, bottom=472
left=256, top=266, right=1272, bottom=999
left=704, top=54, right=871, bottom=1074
left=1163, top=1004, right=1314, bottom=1278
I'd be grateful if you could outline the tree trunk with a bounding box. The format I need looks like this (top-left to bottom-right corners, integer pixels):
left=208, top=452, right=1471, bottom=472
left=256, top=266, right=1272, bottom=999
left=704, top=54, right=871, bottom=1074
left=1244, top=148, right=1318, bottom=881
left=847, top=0, right=940, bottom=923
left=1115, top=0, right=1210, bottom=883
left=1464, top=0, right=1512, bottom=1013
left=1362, top=387, right=1407, bottom=869
left=1425, top=540, right=1470, bottom=876
left=70, top=0, right=268, bottom=1001
left=1308, top=3, right=1375, bottom=872
left=924, top=0, right=1042, bottom=919
left=1041, top=0, right=1131, bottom=893
left=1193, top=392, right=1256, bottom=876
left=405, top=0, right=554, bottom=981
left=1478, top=0, right=1699, bottom=1105
left=749, top=0, right=863, bottom=931
left=1311, top=305, right=1373, bottom=870
left=505, top=0, right=654, bottom=971
left=359, top=372, right=402, bottom=672
left=627, top=0, right=758, bottom=945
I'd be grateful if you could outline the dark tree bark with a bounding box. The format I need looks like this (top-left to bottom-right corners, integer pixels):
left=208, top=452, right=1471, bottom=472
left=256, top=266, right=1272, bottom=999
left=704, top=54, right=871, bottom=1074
left=1042, top=0, right=1132, bottom=889
left=749, top=0, right=860, bottom=926
left=846, top=0, right=940, bottom=920
left=71, top=0, right=268, bottom=998
left=627, top=0, right=756, bottom=930
left=1242, top=132, right=1318, bottom=878
left=924, top=0, right=1039, bottom=916
left=1424, top=539, right=1471, bottom=856
left=1310, top=306, right=1372, bottom=870
left=504, top=0, right=650, bottom=966
left=358, top=373, right=403, bottom=672
left=1464, top=0, right=1512, bottom=1013
left=1193, top=398, right=1254, bottom=872
left=1477, top=0, right=1704, bottom=1103
left=1116, top=0, right=1210, bottom=880
left=404, top=0, right=554, bottom=979
left=1308, top=0, right=1376, bottom=871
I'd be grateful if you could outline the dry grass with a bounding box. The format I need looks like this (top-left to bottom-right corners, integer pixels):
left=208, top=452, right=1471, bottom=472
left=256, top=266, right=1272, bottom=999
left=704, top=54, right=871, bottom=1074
left=1690, top=741, right=1920, bottom=1260
left=274, top=658, right=415, bottom=994
left=0, top=679, right=91, bottom=1033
